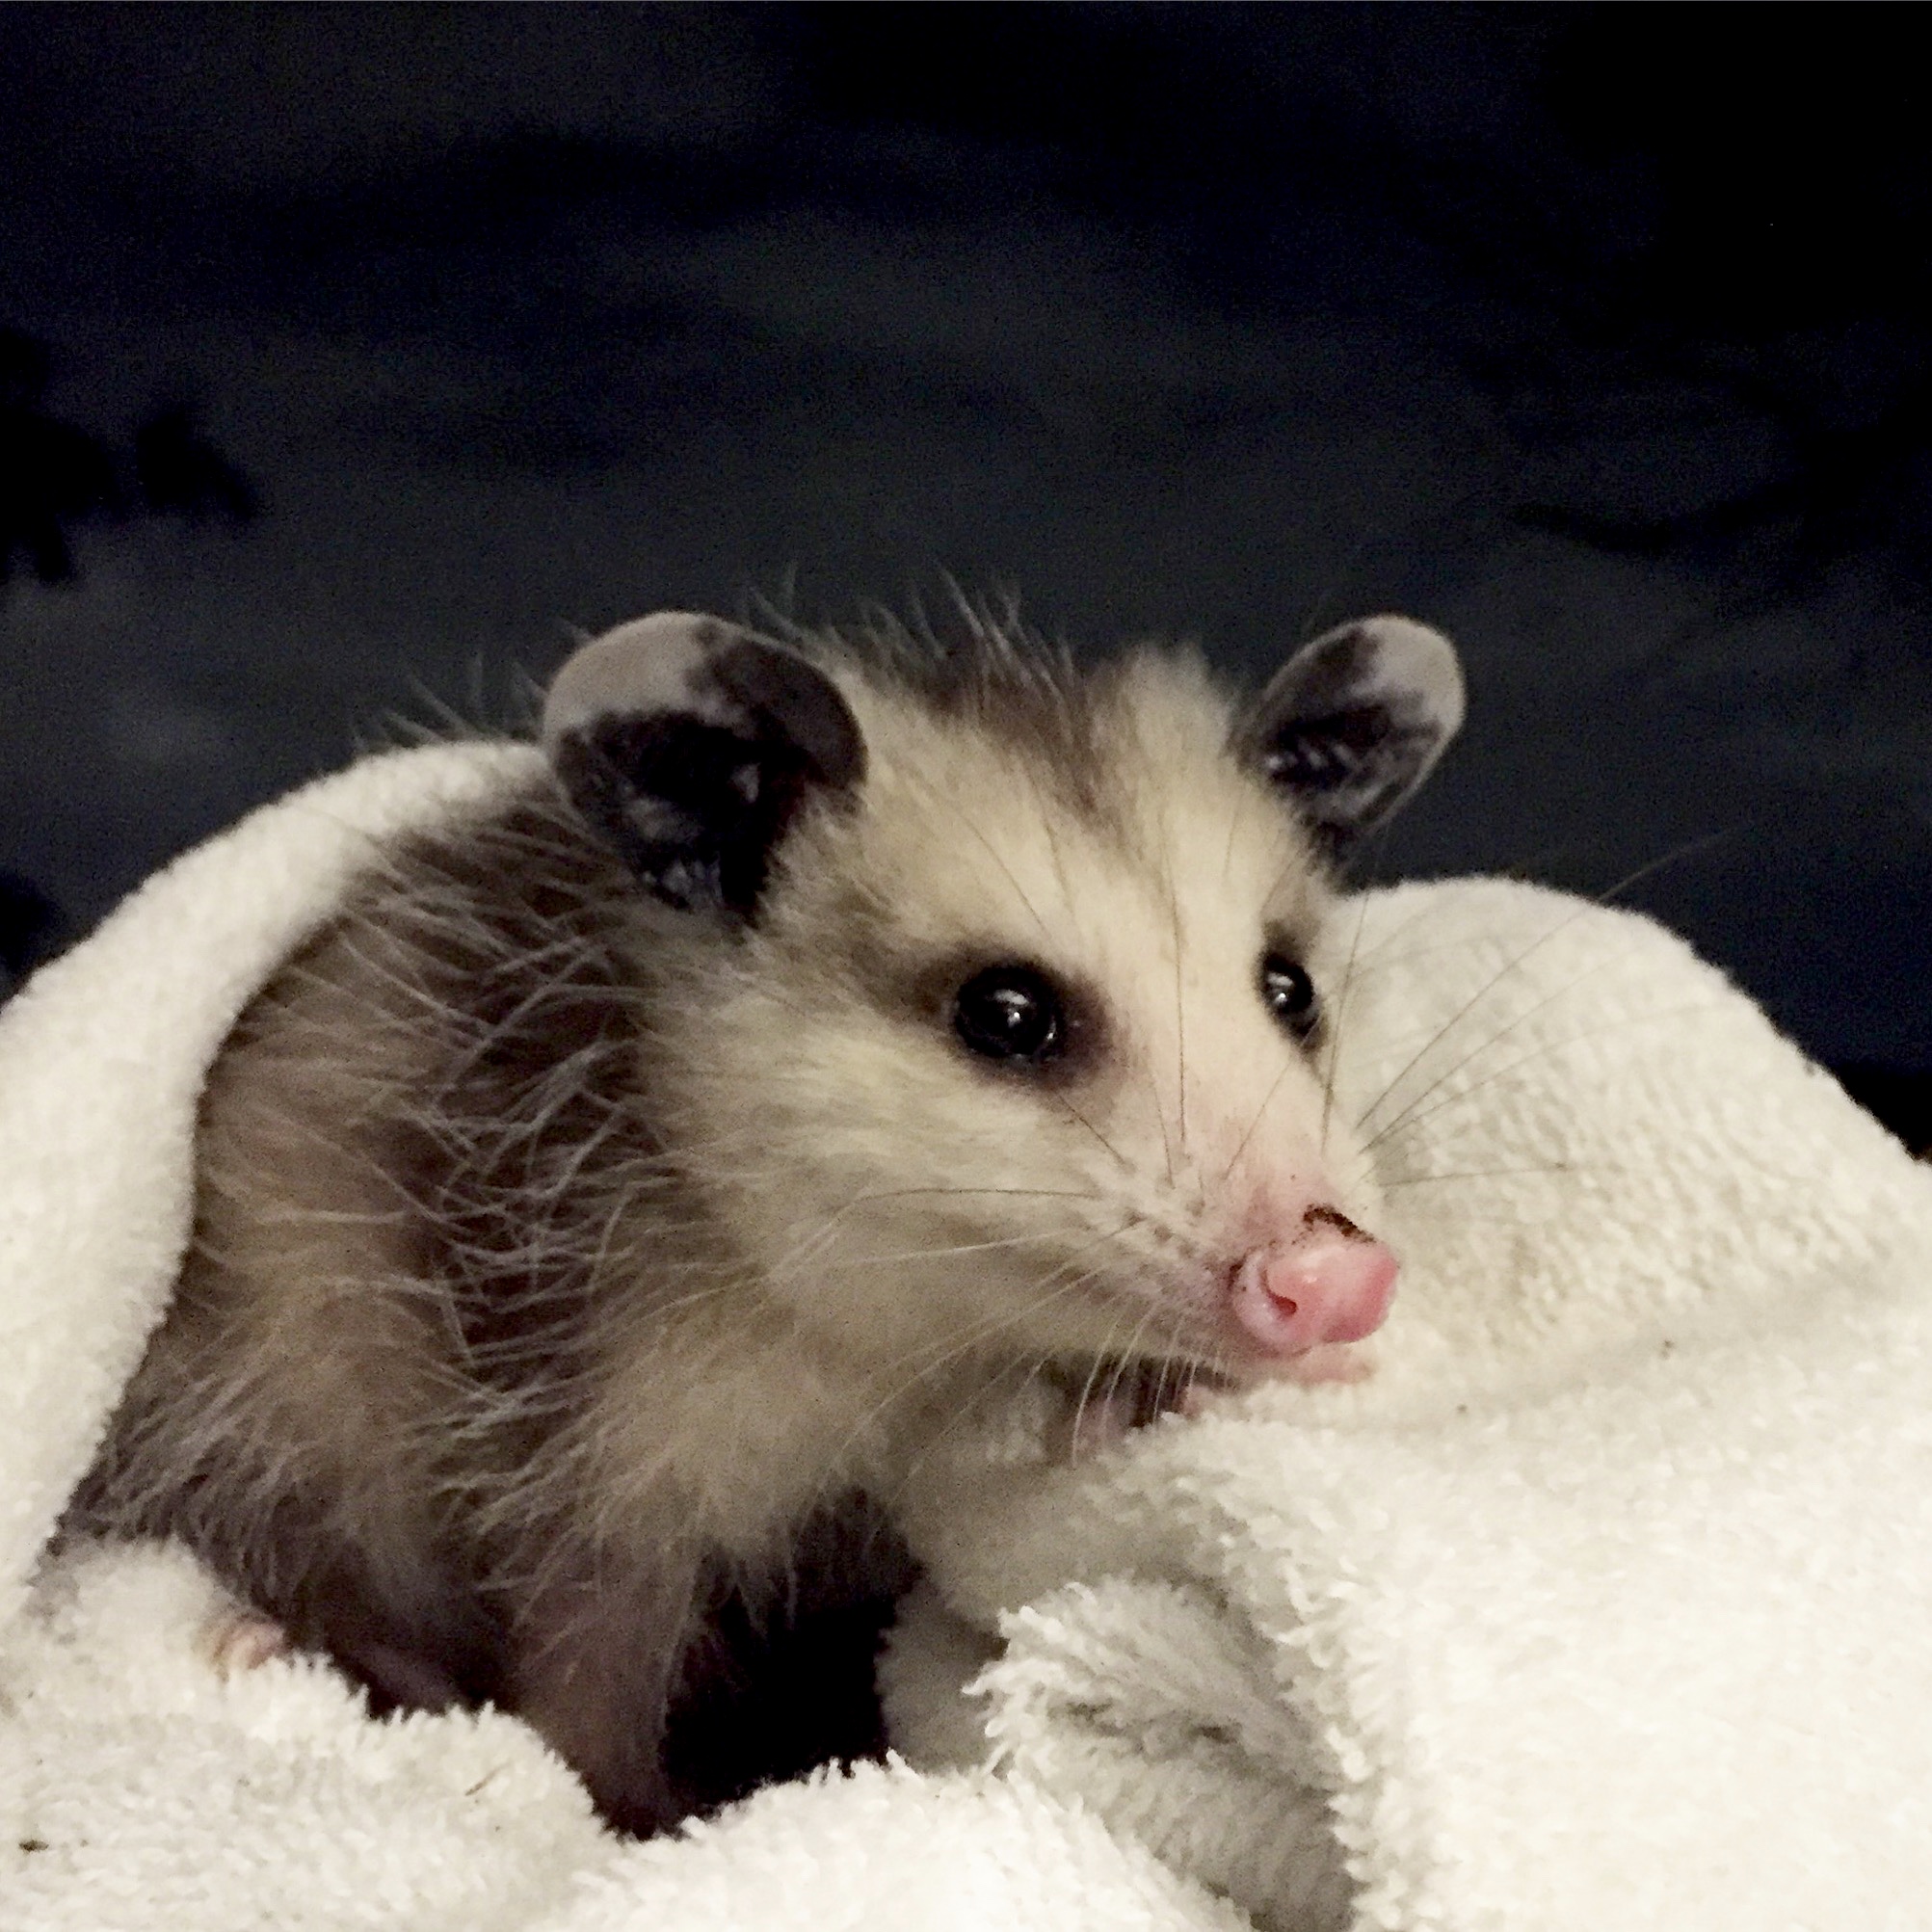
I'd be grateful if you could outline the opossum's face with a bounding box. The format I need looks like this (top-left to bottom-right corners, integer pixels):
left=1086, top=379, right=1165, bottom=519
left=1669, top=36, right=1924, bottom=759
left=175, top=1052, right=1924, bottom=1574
left=543, top=611, right=1463, bottom=1389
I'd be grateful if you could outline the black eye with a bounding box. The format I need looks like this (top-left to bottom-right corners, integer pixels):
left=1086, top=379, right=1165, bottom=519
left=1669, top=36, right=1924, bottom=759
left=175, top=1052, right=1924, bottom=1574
left=1260, top=953, right=1320, bottom=1042
left=953, top=965, right=1067, bottom=1065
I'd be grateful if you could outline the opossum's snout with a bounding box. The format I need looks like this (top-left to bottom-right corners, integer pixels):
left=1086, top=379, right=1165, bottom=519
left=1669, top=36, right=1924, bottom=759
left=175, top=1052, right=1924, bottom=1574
left=1227, top=1206, right=1397, bottom=1360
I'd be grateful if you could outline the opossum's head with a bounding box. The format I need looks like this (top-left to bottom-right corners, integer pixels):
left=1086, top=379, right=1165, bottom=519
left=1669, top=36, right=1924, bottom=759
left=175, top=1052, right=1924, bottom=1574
left=543, top=608, right=1462, bottom=1389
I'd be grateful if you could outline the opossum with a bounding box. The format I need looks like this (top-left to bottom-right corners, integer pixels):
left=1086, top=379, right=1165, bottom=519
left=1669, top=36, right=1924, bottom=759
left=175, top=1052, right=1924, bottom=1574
left=70, top=603, right=1464, bottom=1834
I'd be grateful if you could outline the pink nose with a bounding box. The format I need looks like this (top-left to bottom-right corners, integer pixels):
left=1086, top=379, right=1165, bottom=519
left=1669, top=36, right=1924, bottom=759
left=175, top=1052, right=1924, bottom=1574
left=1229, top=1210, right=1398, bottom=1359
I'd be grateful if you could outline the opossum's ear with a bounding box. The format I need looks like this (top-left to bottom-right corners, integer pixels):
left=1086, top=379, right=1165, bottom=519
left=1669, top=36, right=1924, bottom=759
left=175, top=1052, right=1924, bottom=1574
left=542, top=612, right=866, bottom=915
left=1239, top=616, right=1463, bottom=857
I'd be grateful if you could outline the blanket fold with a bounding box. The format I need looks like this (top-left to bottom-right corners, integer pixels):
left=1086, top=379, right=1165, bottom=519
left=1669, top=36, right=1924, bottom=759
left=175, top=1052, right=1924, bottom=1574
left=4, top=743, right=1928, bottom=1930
left=893, top=1273, right=1932, bottom=1931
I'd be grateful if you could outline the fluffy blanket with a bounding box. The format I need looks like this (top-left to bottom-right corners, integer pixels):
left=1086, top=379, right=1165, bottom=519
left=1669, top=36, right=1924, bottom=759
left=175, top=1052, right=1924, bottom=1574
left=2, top=743, right=1927, bottom=1931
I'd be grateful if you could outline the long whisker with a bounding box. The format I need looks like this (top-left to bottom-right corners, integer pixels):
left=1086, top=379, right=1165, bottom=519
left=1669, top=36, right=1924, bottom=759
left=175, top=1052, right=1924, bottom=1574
left=1067, top=1302, right=1141, bottom=1456
left=836, top=1184, right=1111, bottom=1207
left=1219, top=781, right=1246, bottom=885
left=1219, top=1052, right=1299, bottom=1188
left=1055, top=1093, right=1137, bottom=1176
left=1319, top=889, right=1374, bottom=1158
left=842, top=1227, right=1088, bottom=1269
left=812, top=1221, right=1143, bottom=1489
left=1359, top=941, right=1640, bottom=1151
left=1165, top=810, right=1190, bottom=1167
left=1072, top=1282, right=1172, bottom=1452
left=873, top=1244, right=1159, bottom=1498
left=868, top=1250, right=1157, bottom=1520
left=760, top=1182, right=1111, bottom=1285
left=1363, top=996, right=1729, bottom=1158
left=1351, top=830, right=1743, bottom=1141
left=861, top=1223, right=1139, bottom=1395
left=1379, top=1161, right=1639, bottom=1189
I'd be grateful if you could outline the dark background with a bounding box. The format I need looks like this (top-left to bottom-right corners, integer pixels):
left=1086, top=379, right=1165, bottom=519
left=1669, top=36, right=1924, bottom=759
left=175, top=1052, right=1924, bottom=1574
left=2, top=4, right=1926, bottom=1141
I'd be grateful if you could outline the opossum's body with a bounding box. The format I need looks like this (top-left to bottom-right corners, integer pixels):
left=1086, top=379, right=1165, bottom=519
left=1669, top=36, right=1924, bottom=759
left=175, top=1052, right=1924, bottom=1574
left=72, top=607, right=1463, bottom=1833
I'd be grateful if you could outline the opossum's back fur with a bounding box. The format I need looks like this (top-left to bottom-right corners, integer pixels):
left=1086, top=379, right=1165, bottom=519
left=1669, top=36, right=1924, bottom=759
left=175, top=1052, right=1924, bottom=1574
left=78, top=788, right=661, bottom=1667
left=80, top=770, right=936, bottom=1592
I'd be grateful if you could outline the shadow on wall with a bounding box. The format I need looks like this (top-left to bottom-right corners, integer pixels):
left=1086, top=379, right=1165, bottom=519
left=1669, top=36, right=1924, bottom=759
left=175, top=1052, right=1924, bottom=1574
left=0, top=327, right=257, bottom=590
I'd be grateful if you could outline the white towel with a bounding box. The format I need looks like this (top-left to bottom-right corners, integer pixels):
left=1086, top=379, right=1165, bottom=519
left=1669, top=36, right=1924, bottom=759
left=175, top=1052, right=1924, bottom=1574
left=886, top=878, right=1932, bottom=1931
left=0, top=745, right=1239, bottom=1932
left=4, top=742, right=1927, bottom=1931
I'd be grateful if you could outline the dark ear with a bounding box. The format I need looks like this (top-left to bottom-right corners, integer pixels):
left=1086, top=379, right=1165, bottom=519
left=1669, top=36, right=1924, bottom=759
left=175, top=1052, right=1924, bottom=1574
left=1238, top=616, right=1464, bottom=857
left=542, top=612, right=866, bottom=915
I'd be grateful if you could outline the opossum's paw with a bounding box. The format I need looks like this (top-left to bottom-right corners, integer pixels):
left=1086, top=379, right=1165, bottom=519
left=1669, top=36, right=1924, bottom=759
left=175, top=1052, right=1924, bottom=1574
left=199, top=1603, right=291, bottom=1678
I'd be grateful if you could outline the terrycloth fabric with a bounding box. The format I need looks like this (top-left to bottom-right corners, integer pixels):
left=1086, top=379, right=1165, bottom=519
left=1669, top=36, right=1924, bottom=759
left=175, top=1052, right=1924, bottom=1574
left=0, top=745, right=1236, bottom=1932
left=886, top=878, right=1932, bottom=1930
left=4, top=743, right=1928, bottom=1931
